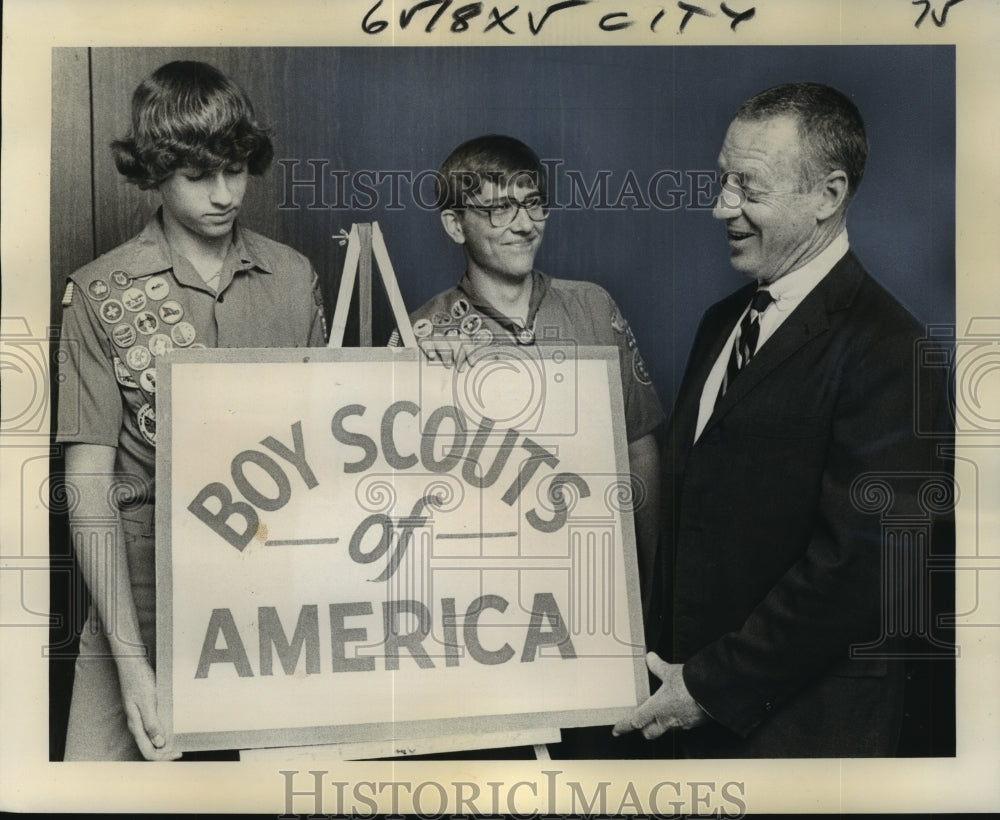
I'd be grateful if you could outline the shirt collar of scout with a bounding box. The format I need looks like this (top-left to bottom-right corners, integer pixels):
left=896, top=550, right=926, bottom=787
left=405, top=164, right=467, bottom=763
left=456, top=270, right=550, bottom=345
left=124, top=208, right=277, bottom=283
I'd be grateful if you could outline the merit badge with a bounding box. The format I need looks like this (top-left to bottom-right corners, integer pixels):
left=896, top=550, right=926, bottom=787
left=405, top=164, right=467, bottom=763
left=170, top=321, right=197, bottom=347
left=125, top=344, right=152, bottom=371
left=121, top=287, right=147, bottom=312
left=139, top=368, right=157, bottom=394
left=112, top=357, right=139, bottom=389
left=189, top=342, right=207, bottom=349
left=136, top=403, right=156, bottom=445
left=450, top=298, right=470, bottom=319
left=412, top=318, right=433, bottom=339
left=87, top=280, right=110, bottom=301
left=516, top=326, right=535, bottom=345
left=148, top=333, right=173, bottom=358
left=633, top=350, right=652, bottom=385
left=460, top=314, right=482, bottom=336
left=473, top=327, right=494, bottom=345
left=110, top=270, right=131, bottom=289
left=145, top=276, right=169, bottom=300
left=158, top=300, right=184, bottom=324
left=134, top=311, right=158, bottom=335
left=444, top=327, right=460, bottom=338
left=99, top=300, right=125, bottom=324
left=111, top=322, right=137, bottom=348
left=431, top=311, right=451, bottom=327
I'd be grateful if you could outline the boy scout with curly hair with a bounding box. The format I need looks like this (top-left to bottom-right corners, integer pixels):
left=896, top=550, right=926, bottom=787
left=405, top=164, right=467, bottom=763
left=57, top=60, right=326, bottom=760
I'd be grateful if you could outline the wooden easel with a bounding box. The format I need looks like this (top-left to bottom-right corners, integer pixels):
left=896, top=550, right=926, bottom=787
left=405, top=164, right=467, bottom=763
left=327, top=222, right=416, bottom=348
left=243, top=223, right=556, bottom=762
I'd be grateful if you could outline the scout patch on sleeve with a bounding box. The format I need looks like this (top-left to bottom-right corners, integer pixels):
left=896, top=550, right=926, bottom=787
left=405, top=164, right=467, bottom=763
left=611, top=304, right=652, bottom=385
left=136, top=403, right=156, bottom=445
left=633, top=350, right=652, bottom=385
left=61, top=282, right=75, bottom=307
left=610, top=305, right=638, bottom=350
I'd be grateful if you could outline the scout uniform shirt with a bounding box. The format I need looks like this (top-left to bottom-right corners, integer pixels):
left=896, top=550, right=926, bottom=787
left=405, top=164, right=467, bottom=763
left=397, top=271, right=664, bottom=443
left=57, top=212, right=326, bottom=504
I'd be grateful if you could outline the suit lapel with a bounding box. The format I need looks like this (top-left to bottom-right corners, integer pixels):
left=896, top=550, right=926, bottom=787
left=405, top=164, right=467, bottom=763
left=700, top=252, right=865, bottom=435
left=668, top=285, right=753, bottom=453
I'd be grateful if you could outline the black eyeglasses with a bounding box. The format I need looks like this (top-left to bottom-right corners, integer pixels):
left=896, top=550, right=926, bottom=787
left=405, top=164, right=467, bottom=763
left=461, top=194, right=549, bottom=228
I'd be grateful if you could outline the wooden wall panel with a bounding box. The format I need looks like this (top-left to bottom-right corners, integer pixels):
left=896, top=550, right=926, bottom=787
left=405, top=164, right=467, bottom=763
left=49, top=46, right=96, bottom=762
left=50, top=48, right=95, bottom=326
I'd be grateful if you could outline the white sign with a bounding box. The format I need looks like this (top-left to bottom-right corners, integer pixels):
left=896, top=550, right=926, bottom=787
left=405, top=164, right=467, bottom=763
left=157, top=346, right=648, bottom=752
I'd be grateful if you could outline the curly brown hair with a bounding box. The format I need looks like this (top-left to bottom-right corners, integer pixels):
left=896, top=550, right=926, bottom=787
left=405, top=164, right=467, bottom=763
left=112, top=61, right=273, bottom=190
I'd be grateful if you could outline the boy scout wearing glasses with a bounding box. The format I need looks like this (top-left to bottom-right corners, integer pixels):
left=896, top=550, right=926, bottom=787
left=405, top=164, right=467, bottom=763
left=395, top=135, right=664, bottom=613
left=56, top=61, right=326, bottom=760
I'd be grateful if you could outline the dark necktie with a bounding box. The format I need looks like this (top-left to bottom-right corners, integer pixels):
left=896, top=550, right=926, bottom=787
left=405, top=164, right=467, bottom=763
left=718, top=288, right=774, bottom=398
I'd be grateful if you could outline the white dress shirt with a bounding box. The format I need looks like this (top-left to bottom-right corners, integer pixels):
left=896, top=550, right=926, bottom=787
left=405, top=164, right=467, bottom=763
left=694, top=230, right=850, bottom=442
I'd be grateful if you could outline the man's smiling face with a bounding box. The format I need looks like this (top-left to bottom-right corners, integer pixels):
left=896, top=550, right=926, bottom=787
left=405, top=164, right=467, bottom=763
left=713, top=115, right=828, bottom=284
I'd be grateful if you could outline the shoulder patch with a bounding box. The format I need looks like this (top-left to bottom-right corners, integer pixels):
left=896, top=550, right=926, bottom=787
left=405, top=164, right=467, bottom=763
left=633, top=350, right=652, bottom=386
left=61, top=281, right=75, bottom=307
left=136, top=403, right=157, bottom=445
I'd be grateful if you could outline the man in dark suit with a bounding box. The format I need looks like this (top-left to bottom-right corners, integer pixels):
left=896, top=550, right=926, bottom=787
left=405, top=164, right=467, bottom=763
left=613, top=82, right=950, bottom=757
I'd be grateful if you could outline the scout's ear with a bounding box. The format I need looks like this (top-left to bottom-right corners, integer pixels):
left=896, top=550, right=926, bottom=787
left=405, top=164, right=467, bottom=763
left=440, top=209, right=466, bottom=245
